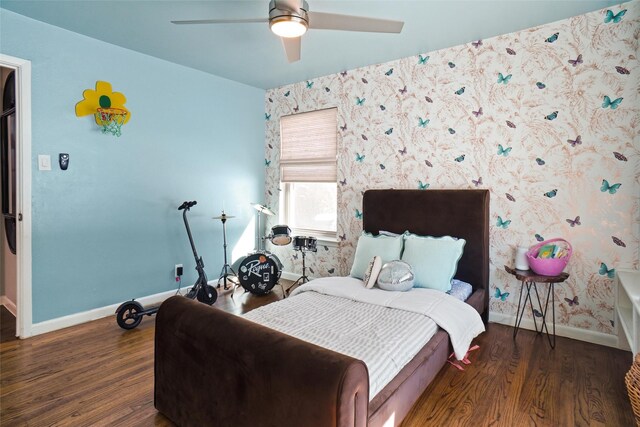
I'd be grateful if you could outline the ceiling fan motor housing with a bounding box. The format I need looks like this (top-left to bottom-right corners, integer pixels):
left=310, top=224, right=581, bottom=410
left=269, top=0, right=309, bottom=27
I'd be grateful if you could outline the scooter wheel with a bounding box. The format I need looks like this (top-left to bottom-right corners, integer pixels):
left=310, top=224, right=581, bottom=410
left=197, top=284, right=218, bottom=306
left=116, top=301, right=143, bottom=330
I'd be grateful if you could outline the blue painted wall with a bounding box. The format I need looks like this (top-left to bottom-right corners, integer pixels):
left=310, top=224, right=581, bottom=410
left=0, top=10, right=266, bottom=323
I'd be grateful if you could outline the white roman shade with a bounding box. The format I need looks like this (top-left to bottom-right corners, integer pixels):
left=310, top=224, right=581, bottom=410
left=280, top=108, right=337, bottom=183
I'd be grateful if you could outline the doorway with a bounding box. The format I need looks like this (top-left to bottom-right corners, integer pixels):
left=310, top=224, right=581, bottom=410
left=1, top=66, right=17, bottom=340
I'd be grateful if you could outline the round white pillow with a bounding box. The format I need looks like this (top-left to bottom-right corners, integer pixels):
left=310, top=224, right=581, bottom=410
left=376, top=260, right=415, bottom=292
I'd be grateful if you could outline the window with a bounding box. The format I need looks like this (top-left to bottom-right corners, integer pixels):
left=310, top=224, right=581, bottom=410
left=280, top=108, right=337, bottom=241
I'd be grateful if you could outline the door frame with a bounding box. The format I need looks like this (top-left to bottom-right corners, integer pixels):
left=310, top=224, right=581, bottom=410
left=0, top=54, right=32, bottom=338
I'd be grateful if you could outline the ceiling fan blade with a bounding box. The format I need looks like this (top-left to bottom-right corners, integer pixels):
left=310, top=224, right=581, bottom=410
left=308, top=11, right=403, bottom=33
left=281, top=37, right=301, bottom=63
left=171, top=18, right=268, bottom=25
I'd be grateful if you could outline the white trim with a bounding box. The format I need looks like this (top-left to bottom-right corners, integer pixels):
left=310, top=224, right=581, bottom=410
left=30, top=285, right=196, bottom=336
left=489, top=311, right=620, bottom=350
left=0, top=295, right=17, bottom=316
left=281, top=270, right=300, bottom=281
left=0, top=54, right=32, bottom=339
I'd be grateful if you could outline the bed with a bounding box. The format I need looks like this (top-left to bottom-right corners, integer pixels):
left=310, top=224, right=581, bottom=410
left=154, top=189, right=490, bottom=427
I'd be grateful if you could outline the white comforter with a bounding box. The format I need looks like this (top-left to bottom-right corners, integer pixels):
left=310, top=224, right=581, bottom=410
left=244, top=276, right=485, bottom=399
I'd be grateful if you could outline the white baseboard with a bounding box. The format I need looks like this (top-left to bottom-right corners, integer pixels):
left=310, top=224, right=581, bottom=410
left=281, top=271, right=301, bottom=281
left=0, top=295, right=17, bottom=316
left=30, top=284, right=195, bottom=336
left=489, top=312, right=620, bottom=349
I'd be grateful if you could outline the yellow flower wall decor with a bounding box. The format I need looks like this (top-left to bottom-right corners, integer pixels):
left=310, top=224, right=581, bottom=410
left=75, top=81, right=131, bottom=125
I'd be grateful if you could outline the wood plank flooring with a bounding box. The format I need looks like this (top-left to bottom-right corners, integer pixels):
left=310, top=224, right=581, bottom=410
left=1, top=285, right=635, bottom=426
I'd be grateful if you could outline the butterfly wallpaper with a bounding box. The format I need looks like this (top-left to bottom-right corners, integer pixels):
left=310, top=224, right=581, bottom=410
left=263, top=3, right=639, bottom=335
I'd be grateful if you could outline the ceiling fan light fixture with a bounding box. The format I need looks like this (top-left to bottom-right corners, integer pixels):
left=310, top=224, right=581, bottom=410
left=270, top=16, right=308, bottom=38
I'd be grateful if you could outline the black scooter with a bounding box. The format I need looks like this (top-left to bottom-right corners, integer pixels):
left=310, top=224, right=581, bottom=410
left=115, top=200, right=217, bottom=329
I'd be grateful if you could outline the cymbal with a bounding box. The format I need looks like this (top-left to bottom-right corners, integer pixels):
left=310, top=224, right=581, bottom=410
left=212, top=213, right=236, bottom=220
left=251, top=203, right=275, bottom=216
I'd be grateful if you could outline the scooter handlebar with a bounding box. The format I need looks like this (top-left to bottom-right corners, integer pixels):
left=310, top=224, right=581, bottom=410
left=178, top=201, right=197, bottom=211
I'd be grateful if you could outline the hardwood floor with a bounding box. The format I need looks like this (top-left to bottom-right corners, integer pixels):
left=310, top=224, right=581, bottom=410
left=1, top=287, right=635, bottom=426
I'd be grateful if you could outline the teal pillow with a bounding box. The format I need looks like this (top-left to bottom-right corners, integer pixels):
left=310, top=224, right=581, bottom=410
left=349, top=232, right=404, bottom=279
left=401, top=233, right=466, bottom=291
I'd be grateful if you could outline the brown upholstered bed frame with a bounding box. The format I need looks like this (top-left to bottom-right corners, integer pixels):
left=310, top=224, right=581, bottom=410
left=155, top=189, right=489, bottom=427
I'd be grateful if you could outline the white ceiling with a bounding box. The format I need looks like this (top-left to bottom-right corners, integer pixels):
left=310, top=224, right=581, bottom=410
left=0, top=0, right=618, bottom=89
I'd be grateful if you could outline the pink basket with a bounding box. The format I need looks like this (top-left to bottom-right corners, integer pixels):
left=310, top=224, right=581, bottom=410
left=526, top=238, right=572, bottom=276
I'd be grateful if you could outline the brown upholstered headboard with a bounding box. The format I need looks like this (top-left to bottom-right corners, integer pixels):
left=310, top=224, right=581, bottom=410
left=362, top=189, right=490, bottom=316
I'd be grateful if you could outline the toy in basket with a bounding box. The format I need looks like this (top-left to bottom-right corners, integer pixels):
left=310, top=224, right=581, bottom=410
left=526, top=238, right=572, bottom=276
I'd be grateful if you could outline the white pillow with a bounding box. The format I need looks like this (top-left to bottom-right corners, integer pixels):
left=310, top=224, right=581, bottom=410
left=362, top=256, right=382, bottom=288
left=350, top=232, right=404, bottom=279
left=401, top=233, right=465, bottom=292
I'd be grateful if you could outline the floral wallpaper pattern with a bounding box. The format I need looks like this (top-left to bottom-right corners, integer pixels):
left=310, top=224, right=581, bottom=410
left=263, top=2, right=639, bottom=335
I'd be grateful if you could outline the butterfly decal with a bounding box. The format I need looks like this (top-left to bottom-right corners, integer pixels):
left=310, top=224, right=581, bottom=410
left=379, top=164, right=386, bottom=170
left=544, top=111, right=558, bottom=120
left=535, top=234, right=544, bottom=242
left=505, top=193, right=515, bottom=202
left=536, top=158, right=545, bottom=166
left=472, top=40, right=483, bottom=48
left=356, top=97, right=366, bottom=106
left=340, top=124, right=347, bottom=131
left=292, top=252, right=299, bottom=260
left=425, top=96, right=433, bottom=103
left=268, top=97, right=273, bottom=103
left=497, top=72, right=512, bottom=84
left=265, top=113, right=271, bottom=121
left=380, top=105, right=386, bottom=111
left=604, top=9, right=626, bottom=23
left=599, top=262, right=615, bottom=278
left=472, top=177, right=482, bottom=187
left=472, top=107, right=483, bottom=117
left=612, top=236, right=626, bottom=247
left=455, top=87, right=465, bottom=95
left=418, top=54, right=430, bottom=64
left=283, top=90, right=290, bottom=97
left=418, top=180, right=429, bottom=190
left=602, top=95, right=623, bottom=109
left=385, top=128, right=393, bottom=135
left=506, top=48, right=516, bottom=55
left=308, top=267, right=315, bottom=274
left=267, top=190, right=272, bottom=196
left=545, top=32, right=559, bottom=43
left=454, top=154, right=466, bottom=163
left=355, top=153, right=365, bottom=163
left=361, top=78, right=368, bottom=84
left=567, top=136, right=582, bottom=147
left=615, top=66, right=630, bottom=75
left=533, top=309, right=543, bottom=318
left=611, top=319, right=615, bottom=327
left=339, top=234, right=346, bottom=241
left=448, top=128, right=456, bottom=135
left=564, top=296, right=579, bottom=306
left=385, top=68, right=394, bottom=76
left=355, top=209, right=363, bottom=220
left=506, top=120, right=516, bottom=129
left=305, top=80, right=314, bottom=89
left=340, top=71, right=347, bottom=77
left=424, top=160, right=433, bottom=167
left=339, top=178, right=347, bottom=186
left=265, top=159, right=271, bottom=167
left=327, top=268, right=335, bottom=274
left=325, top=87, right=331, bottom=92
left=418, top=117, right=430, bottom=127
left=398, top=147, right=407, bottom=155
left=494, top=287, right=510, bottom=301
left=544, top=189, right=557, bottom=198
left=601, top=179, right=621, bottom=194
left=497, top=144, right=512, bottom=156
left=361, top=134, right=368, bottom=141
left=448, top=62, right=456, bottom=68
left=568, top=54, right=583, bottom=67
left=566, top=216, right=581, bottom=227
left=293, top=105, right=299, bottom=113
left=613, top=152, right=627, bottom=161
left=536, top=82, right=546, bottom=89
left=267, top=143, right=273, bottom=149
left=496, top=216, right=511, bottom=229
left=324, top=245, right=329, bottom=251
left=399, top=86, right=408, bottom=95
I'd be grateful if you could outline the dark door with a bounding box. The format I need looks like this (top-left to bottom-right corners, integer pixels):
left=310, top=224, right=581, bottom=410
left=1, top=70, right=16, bottom=254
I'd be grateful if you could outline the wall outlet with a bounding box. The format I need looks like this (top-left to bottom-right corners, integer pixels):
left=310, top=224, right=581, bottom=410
left=175, top=264, right=183, bottom=277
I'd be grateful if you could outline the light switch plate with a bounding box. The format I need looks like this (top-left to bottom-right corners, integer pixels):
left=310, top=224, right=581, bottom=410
left=38, top=154, right=51, bottom=171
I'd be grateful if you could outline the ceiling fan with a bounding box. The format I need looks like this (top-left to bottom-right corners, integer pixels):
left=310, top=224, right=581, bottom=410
left=171, top=0, right=404, bottom=63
